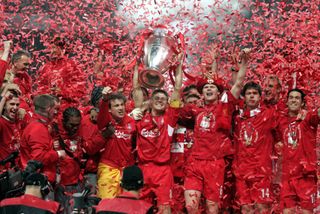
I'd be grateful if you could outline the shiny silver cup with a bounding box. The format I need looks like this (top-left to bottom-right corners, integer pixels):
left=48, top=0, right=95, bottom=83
left=139, top=28, right=180, bottom=88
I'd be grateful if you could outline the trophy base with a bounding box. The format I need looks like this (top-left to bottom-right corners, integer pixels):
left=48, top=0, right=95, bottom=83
left=139, top=69, right=165, bottom=89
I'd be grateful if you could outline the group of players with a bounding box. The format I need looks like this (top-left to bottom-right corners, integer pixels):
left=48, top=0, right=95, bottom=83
left=0, top=37, right=319, bottom=214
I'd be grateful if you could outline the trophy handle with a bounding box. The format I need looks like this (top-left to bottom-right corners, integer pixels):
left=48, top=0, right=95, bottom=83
left=137, top=30, right=153, bottom=60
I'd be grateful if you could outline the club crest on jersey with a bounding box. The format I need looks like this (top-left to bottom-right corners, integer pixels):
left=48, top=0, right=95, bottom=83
left=141, top=128, right=160, bottom=138
left=69, top=140, right=78, bottom=152
left=240, top=122, right=258, bottom=146
left=199, top=113, right=215, bottom=131
left=284, top=122, right=300, bottom=149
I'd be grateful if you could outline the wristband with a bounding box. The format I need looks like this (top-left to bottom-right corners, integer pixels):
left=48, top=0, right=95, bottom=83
left=170, top=100, right=181, bottom=108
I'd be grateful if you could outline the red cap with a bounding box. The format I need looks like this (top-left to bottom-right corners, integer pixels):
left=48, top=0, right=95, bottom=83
left=196, top=77, right=225, bottom=94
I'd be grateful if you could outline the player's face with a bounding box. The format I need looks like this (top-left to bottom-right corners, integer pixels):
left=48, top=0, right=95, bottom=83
left=14, top=55, right=31, bottom=72
left=287, top=91, right=303, bottom=114
left=244, top=88, right=261, bottom=109
left=151, top=93, right=168, bottom=112
left=109, top=99, right=126, bottom=121
left=202, top=84, right=219, bottom=104
left=3, top=97, right=20, bottom=121
left=65, top=116, right=81, bottom=136
left=47, top=103, right=60, bottom=121
left=264, top=78, right=280, bottom=103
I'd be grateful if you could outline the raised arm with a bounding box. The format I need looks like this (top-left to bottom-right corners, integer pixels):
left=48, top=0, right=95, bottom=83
left=170, top=53, right=184, bottom=102
left=230, top=48, right=250, bottom=98
left=0, top=41, right=12, bottom=86
left=207, top=44, right=219, bottom=78
left=1, top=41, right=12, bottom=62
left=97, top=86, right=113, bottom=130
left=132, top=62, right=144, bottom=108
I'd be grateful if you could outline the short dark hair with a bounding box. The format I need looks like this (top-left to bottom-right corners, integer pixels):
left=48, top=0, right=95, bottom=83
left=186, top=93, right=200, bottom=101
left=182, top=84, right=197, bottom=98
left=183, top=84, right=197, bottom=94
left=62, top=107, right=81, bottom=125
left=151, top=89, right=168, bottom=98
left=11, top=50, right=31, bottom=64
left=8, top=89, right=20, bottom=98
left=241, top=81, right=262, bottom=96
left=287, top=88, right=306, bottom=101
left=107, top=93, right=127, bottom=108
left=33, top=94, right=55, bottom=113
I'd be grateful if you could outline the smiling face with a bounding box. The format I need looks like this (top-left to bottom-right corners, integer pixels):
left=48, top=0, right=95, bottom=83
left=3, top=97, right=20, bottom=121
left=150, top=92, right=168, bottom=113
left=13, top=55, right=31, bottom=72
left=244, top=88, right=261, bottom=110
left=109, top=98, right=126, bottom=121
left=202, top=83, right=220, bottom=104
left=287, top=91, right=304, bottom=115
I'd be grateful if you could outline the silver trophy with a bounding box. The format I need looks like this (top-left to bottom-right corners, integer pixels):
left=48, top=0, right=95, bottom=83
left=139, top=28, right=181, bottom=88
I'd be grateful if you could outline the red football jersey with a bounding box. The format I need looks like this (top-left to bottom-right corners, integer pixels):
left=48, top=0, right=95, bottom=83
left=136, top=106, right=179, bottom=164
left=0, top=116, right=21, bottom=169
left=20, top=113, right=59, bottom=183
left=233, top=107, right=278, bottom=179
left=277, top=110, right=319, bottom=179
left=180, top=91, right=236, bottom=160
left=89, top=100, right=136, bottom=168
left=53, top=121, right=85, bottom=186
left=0, top=59, right=8, bottom=86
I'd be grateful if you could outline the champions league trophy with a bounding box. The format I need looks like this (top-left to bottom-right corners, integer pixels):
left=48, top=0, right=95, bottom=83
left=139, top=27, right=184, bottom=88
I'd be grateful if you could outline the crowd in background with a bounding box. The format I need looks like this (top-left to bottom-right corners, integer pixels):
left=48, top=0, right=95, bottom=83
left=0, top=35, right=319, bottom=214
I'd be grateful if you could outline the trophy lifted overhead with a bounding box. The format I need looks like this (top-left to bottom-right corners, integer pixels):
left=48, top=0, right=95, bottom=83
left=138, top=26, right=184, bottom=89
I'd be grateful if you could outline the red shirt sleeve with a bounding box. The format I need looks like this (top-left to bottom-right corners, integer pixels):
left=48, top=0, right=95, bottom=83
left=179, top=104, right=198, bottom=121
left=82, top=132, right=106, bottom=155
left=0, top=59, right=8, bottom=86
left=306, top=110, right=320, bottom=128
left=166, top=106, right=180, bottom=127
left=27, top=123, right=59, bottom=165
left=97, top=100, right=112, bottom=130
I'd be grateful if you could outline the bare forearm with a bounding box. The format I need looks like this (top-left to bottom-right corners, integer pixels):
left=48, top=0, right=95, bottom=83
left=1, top=49, right=9, bottom=61
left=133, top=63, right=144, bottom=108
left=171, top=62, right=183, bottom=101
left=230, top=48, right=250, bottom=98
left=1, top=41, right=11, bottom=61
left=210, top=60, right=218, bottom=77
left=230, top=64, right=247, bottom=98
